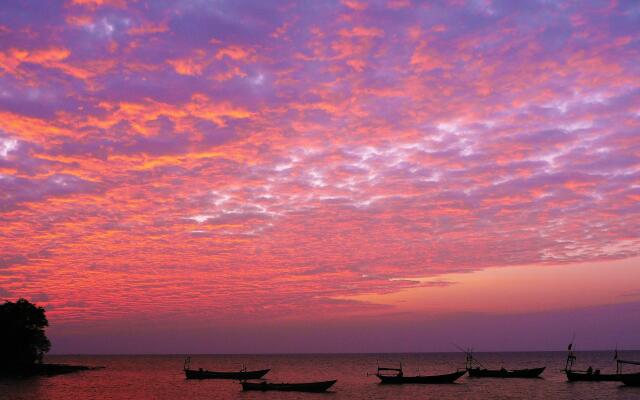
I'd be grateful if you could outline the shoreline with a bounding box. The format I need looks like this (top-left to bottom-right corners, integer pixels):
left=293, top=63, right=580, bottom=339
left=1, top=364, right=104, bottom=378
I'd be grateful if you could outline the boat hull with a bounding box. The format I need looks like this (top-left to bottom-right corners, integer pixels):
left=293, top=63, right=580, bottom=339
left=565, top=370, right=623, bottom=382
left=621, top=373, right=640, bottom=386
left=468, top=367, right=545, bottom=378
left=377, top=370, right=466, bottom=384
left=241, top=380, right=337, bottom=392
left=185, top=368, right=270, bottom=380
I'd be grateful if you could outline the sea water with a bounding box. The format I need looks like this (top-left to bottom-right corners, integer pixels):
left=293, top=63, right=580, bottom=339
left=2, top=352, right=640, bottom=399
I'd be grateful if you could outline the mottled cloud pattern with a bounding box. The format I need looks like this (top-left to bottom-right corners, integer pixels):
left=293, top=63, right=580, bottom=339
left=0, top=0, right=639, bottom=328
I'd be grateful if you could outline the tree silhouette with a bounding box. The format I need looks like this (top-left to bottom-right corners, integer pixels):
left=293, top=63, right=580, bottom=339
left=0, top=298, right=51, bottom=372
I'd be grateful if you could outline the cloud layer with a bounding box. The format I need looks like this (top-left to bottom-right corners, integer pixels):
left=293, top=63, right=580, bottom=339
left=0, top=0, right=639, bottom=331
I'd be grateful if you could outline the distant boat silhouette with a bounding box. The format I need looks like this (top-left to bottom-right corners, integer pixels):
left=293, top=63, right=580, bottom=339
left=467, top=366, right=546, bottom=378
left=464, top=349, right=545, bottom=378
left=564, top=343, right=640, bottom=382
left=240, top=379, right=337, bottom=392
left=374, top=363, right=466, bottom=384
left=183, top=357, right=269, bottom=380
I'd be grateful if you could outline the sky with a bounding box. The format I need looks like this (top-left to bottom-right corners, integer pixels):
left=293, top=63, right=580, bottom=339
left=0, top=0, right=639, bottom=354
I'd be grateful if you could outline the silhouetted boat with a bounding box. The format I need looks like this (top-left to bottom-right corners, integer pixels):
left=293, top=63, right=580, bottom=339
left=468, top=366, right=545, bottom=378
left=240, top=380, right=337, bottom=392
left=621, top=373, right=640, bottom=386
left=183, top=357, right=269, bottom=380
left=464, top=350, right=545, bottom=378
left=564, top=343, right=640, bottom=382
left=565, top=370, right=622, bottom=382
left=375, top=364, right=466, bottom=384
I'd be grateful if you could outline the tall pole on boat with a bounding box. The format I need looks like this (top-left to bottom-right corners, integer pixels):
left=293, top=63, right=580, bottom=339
left=615, top=344, right=620, bottom=374
left=565, top=341, right=576, bottom=372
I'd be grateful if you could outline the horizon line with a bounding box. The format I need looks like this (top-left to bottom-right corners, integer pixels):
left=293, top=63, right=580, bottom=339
left=48, top=349, right=640, bottom=356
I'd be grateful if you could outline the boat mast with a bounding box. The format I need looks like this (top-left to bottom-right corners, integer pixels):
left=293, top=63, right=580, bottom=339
left=184, top=356, right=191, bottom=371
left=565, top=343, right=576, bottom=372
left=465, top=348, right=474, bottom=370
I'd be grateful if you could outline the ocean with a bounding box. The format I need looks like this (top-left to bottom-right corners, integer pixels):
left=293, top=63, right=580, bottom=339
left=2, top=352, right=640, bottom=399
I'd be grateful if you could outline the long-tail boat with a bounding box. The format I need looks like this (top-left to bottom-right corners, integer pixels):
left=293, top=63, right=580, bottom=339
left=564, top=343, right=640, bottom=382
left=464, top=350, right=545, bottom=378
left=240, top=380, right=337, bottom=392
left=374, top=363, right=466, bottom=384
left=183, top=357, right=270, bottom=380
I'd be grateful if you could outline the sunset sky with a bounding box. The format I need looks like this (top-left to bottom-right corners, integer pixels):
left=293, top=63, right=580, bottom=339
left=1, top=0, right=639, bottom=353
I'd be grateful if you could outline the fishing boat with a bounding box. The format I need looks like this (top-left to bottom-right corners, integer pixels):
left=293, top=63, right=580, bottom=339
left=565, top=369, right=621, bottom=382
left=374, top=364, right=466, bottom=384
left=468, top=366, right=545, bottom=378
left=240, top=380, right=337, bottom=392
left=464, top=350, right=545, bottom=378
left=621, top=373, right=640, bottom=387
left=564, top=343, right=640, bottom=382
left=183, top=357, right=270, bottom=380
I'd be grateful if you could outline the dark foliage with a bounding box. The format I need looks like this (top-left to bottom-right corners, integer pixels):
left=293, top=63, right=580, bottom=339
left=0, top=298, right=51, bottom=371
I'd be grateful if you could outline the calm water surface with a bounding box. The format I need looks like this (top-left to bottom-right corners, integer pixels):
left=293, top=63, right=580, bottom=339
left=2, top=352, right=640, bottom=399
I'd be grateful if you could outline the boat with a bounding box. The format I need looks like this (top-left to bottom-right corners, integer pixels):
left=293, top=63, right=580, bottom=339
left=621, top=373, right=640, bottom=387
left=240, top=380, right=337, bottom=392
left=185, top=368, right=271, bottom=380
left=467, top=366, right=545, bottom=378
left=374, top=364, right=466, bottom=384
left=564, top=343, right=640, bottom=382
left=464, top=350, right=545, bottom=378
left=565, top=370, right=621, bottom=382
left=183, top=357, right=270, bottom=380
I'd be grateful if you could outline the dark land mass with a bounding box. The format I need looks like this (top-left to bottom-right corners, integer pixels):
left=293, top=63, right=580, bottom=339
left=1, top=364, right=104, bottom=378
left=1, top=299, right=102, bottom=379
